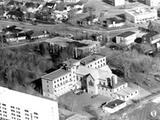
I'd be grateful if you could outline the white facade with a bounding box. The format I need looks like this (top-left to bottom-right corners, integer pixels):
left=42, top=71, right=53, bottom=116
left=0, top=87, right=59, bottom=120
left=116, top=31, right=136, bottom=45
left=80, top=55, right=107, bottom=69
left=125, top=7, right=157, bottom=24
left=42, top=60, right=80, bottom=98
left=42, top=55, right=107, bottom=99
left=104, top=0, right=125, bottom=6
left=108, top=22, right=125, bottom=28
left=102, top=99, right=127, bottom=113
left=145, top=0, right=160, bottom=7
left=63, top=0, right=80, bottom=3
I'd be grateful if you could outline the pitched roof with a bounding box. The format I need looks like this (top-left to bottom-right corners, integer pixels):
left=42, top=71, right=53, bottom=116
left=80, top=54, right=105, bottom=65
left=41, top=69, right=70, bottom=80
left=117, top=31, right=135, bottom=38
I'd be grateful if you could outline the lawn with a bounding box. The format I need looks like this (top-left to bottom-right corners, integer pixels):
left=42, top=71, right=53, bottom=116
left=58, top=92, right=112, bottom=117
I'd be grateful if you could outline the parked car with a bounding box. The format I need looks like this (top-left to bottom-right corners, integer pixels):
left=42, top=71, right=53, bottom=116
left=74, top=89, right=84, bottom=95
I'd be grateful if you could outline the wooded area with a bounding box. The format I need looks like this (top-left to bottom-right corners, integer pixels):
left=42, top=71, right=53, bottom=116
left=0, top=42, right=79, bottom=95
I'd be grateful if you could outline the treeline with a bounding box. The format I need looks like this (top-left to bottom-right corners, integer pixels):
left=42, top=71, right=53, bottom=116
left=101, top=47, right=160, bottom=91
left=0, top=42, right=82, bottom=95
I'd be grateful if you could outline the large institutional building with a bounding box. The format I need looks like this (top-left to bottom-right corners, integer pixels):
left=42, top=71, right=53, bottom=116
left=125, top=6, right=157, bottom=24
left=42, top=54, right=138, bottom=101
left=0, top=87, right=59, bottom=120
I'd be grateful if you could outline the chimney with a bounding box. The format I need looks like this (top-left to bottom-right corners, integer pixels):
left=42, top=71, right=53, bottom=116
left=112, top=75, right=118, bottom=85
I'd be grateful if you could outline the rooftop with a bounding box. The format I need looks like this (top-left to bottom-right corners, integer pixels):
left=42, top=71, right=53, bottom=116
left=41, top=68, right=70, bottom=81
left=105, top=17, right=125, bottom=24
left=80, top=54, right=105, bottom=65
left=63, top=58, right=80, bottom=68
left=117, top=31, right=135, bottom=38
left=0, top=86, right=57, bottom=108
left=104, top=99, right=125, bottom=109
left=125, top=6, right=157, bottom=16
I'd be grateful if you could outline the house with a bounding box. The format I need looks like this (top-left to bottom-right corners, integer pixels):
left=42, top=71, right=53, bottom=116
left=102, top=17, right=125, bottom=28
left=31, top=30, right=49, bottom=39
left=142, top=32, right=160, bottom=50
left=77, top=15, right=96, bottom=26
left=6, top=8, right=24, bottom=20
left=66, top=1, right=84, bottom=14
left=69, top=40, right=101, bottom=56
left=44, top=2, right=56, bottom=9
left=103, top=0, right=125, bottom=6
left=0, top=86, right=59, bottom=120
left=63, top=0, right=80, bottom=3
left=115, top=31, right=136, bottom=46
left=102, top=99, right=127, bottom=113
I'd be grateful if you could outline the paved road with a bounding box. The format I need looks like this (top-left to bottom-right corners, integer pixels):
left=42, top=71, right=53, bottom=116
left=0, top=20, right=138, bottom=49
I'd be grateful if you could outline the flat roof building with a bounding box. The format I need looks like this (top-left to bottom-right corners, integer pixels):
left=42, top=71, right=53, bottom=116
left=0, top=86, right=59, bottom=120
left=102, top=99, right=126, bottom=113
left=125, top=6, right=157, bottom=24
left=116, top=31, right=136, bottom=45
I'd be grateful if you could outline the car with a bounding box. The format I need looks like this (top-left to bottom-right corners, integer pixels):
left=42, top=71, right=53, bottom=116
left=74, top=89, right=84, bottom=95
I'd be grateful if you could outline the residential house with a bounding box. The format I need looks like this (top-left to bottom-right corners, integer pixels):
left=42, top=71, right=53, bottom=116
left=31, top=30, right=49, bottom=39
left=115, top=31, right=136, bottom=46
left=103, top=0, right=125, bottom=6
left=63, top=0, right=80, bottom=3
left=102, top=17, right=125, bottom=28
left=66, top=1, right=84, bottom=14
left=142, top=32, right=160, bottom=50
left=77, top=15, right=96, bottom=26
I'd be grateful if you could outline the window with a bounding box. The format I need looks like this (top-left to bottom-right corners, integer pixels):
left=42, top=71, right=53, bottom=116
left=11, top=106, right=15, bottom=109
left=24, top=110, right=29, bottom=112
left=11, top=109, right=15, bottom=112
left=34, top=112, right=38, bottom=115
left=2, top=104, right=6, bottom=106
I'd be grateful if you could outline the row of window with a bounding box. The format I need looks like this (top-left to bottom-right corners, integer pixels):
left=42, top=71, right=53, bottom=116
left=88, top=63, right=106, bottom=69
left=53, top=74, right=72, bottom=84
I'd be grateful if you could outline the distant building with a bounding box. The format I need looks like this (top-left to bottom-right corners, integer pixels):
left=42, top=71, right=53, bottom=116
left=142, top=32, right=160, bottom=49
left=102, top=17, right=125, bottom=28
left=0, top=86, right=59, bottom=120
left=104, top=0, right=125, bottom=6
left=145, top=0, right=160, bottom=7
left=125, top=6, right=157, bottom=24
left=102, top=99, right=127, bottom=113
left=74, top=40, right=101, bottom=56
left=115, top=31, right=136, bottom=45
left=66, top=114, right=89, bottom=120
left=63, top=0, right=80, bottom=3
left=148, top=20, right=160, bottom=33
